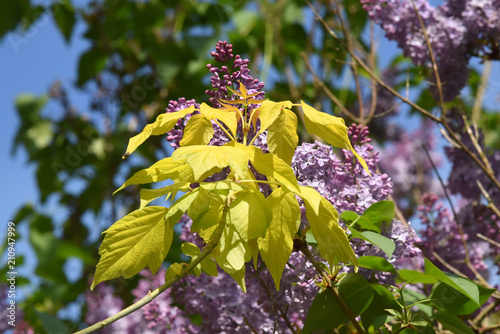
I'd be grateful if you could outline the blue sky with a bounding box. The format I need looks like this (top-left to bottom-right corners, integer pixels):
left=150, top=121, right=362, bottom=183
left=1, top=17, right=93, bottom=219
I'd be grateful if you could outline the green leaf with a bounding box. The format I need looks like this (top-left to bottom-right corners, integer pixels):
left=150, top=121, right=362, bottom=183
left=0, top=0, right=30, bottom=38
left=432, top=310, right=475, bottom=334
left=139, top=182, right=191, bottom=209
left=301, top=100, right=369, bottom=174
left=199, top=102, right=238, bottom=138
left=402, top=288, right=434, bottom=316
left=164, top=188, right=201, bottom=228
left=228, top=189, right=271, bottom=241
left=115, top=157, right=193, bottom=194
left=36, top=310, right=68, bottom=334
left=267, top=108, right=298, bottom=165
left=425, top=259, right=481, bottom=306
left=303, top=273, right=374, bottom=333
left=92, top=206, right=172, bottom=289
left=172, top=143, right=249, bottom=181
left=52, top=1, right=76, bottom=43
left=358, top=256, right=397, bottom=274
left=430, top=282, right=495, bottom=315
left=361, top=285, right=399, bottom=332
left=340, top=210, right=358, bottom=225
left=341, top=202, right=394, bottom=233
left=360, top=201, right=394, bottom=225
left=397, top=269, right=439, bottom=285
left=180, top=114, right=214, bottom=146
left=300, top=186, right=358, bottom=268
left=258, top=188, right=301, bottom=290
left=15, top=94, right=48, bottom=124
left=123, top=106, right=195, bottom=157
left=77, top=48, right=108, bottom=86
left=349, top=226, right=395, bottom=258
left=243, top=144, right=300, bottom=194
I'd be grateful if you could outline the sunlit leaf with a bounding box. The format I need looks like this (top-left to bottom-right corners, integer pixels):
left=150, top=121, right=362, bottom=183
left=301, top=100, right=369, bottom=174
left=181, top=242, right=218, bottom=277
left=228, top=189, right=271, bottom=241
left=180, top=114, right=214, bottom=146
left=267, top=108, right=298, bottom=165
left=172, top=144, right=249, bottom=181
left=123, top=106, right=194, bottom=157
left=164, top=188, right=201, bottom=228
left=114, top=157, right=193, bottom=194
left=91, top=206, right=172, bottom=289
left=139, top=182, right=191, bottom=209
left=214, top=223, right=249, bottom=274
left=187, top=188, right=224, bottom=241
left=258, top=188, right=300, bottom=290
left=229, top=266, right=247, bottom=293
left=242, top=144, right=300, bottom=194
left=199, top=103, right=238, bottom=138
left=300, top=186, right=358, bottom=268
left=257, top=100, right=293, bottom=134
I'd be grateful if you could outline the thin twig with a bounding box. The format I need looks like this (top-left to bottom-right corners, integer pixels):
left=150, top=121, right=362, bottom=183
left=300, top=52, right=362, bottom=122
left=365, top=21, right=379, bottom=124
left=75, top=203, right=230, bottom=334
left=473, top=297, right=500, bottom=326
left=476, top=233, right=500, bottom=249
left=422, top=144, right=490, bottom=287
left=305, top=0, right=500, bottom=194
left=472, top=60, right=492, bottom=125
left=300, top=246, right=366, bottom=334
left=432, top=251, right=466, bottom=278
left=253, top=274, right=299, bottom=334
left=477, top=180, right=500, bottom=217
left=411, top=0, right=445, bottom=114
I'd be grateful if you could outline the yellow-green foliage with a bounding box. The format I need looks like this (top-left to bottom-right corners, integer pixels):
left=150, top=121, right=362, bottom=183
left=92, top=85, right=369, bottom=291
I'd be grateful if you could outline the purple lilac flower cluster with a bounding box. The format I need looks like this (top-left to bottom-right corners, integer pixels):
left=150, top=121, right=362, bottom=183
left=441, top=110, right=500, bottom=269
left=417, top=193, right=489, bottom=278
left=292, top=124, right=392, bottom=214
left=292, top=124, right=421, bottom=281
left=206, top=41, right=265, bottom=107
left=361, top=0, right=500, bottom=100
left=164, top=98, right=199, bottom=149
left=165, top=41, right=266, bottom=149
left=85, top=272, right=199, bottom=333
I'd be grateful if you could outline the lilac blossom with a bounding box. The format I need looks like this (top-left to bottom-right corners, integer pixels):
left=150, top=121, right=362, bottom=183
left=417, top=193, right=489, bottom=277
left=292, top=124, right=421, bottom=283
left=85, top=272, right=199, bottom=334
left=362, top=0, right=500, bottom=100
left=206, top=40, right=265, bottom=107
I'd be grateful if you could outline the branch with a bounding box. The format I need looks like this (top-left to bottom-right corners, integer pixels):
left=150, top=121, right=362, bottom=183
left=75, top=204, right=229, bottom=334
left=305, top=0, right=500, bottom=194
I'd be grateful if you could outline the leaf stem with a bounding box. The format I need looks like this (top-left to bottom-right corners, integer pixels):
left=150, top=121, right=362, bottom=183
left=300, top=246, right=366, bottom=334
